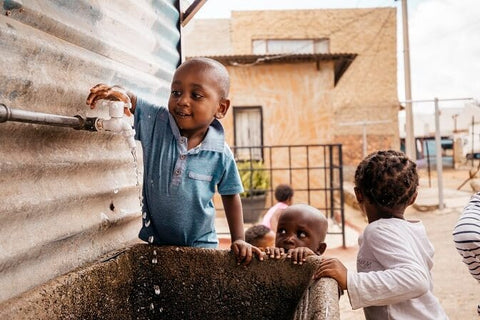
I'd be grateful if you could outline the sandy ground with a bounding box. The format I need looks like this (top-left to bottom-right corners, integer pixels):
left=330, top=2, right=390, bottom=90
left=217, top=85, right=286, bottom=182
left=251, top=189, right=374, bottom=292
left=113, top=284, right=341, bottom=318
left=325, top=164, right=480, bottom=319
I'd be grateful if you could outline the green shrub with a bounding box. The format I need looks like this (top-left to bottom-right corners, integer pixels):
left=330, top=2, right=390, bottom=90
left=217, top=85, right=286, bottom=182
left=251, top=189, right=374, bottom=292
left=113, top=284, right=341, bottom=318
left=236, top=160, right=270, bottom=198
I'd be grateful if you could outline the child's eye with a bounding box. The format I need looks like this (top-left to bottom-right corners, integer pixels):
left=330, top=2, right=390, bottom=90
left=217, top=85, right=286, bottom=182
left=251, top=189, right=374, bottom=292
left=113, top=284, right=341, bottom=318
left=191, top=92, right=203, bottom=100
left=298, top=231, right=307, bottom=238
left=171, top=90, right=181, bottom=97
left=279, top=228, right=286, bottom=235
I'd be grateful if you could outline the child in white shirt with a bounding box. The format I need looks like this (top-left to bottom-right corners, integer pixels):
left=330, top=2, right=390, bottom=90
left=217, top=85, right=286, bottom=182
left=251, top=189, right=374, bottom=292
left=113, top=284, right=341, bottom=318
left=316, top=150, right=448, bottom=319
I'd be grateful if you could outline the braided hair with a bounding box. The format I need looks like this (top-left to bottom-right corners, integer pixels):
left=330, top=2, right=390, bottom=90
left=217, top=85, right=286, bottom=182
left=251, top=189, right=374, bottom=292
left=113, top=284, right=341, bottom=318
left=354, top=150, right=419, bottom=210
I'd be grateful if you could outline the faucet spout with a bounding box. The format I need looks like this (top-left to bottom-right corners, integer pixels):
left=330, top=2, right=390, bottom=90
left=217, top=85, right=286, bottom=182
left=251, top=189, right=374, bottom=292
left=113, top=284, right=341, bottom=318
left=94, top=101, right=136, bottom=150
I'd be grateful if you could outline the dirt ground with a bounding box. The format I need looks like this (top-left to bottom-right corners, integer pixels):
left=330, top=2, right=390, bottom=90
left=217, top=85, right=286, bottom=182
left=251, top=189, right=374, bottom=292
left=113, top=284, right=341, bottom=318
left=326, top=163, right=480, bottom=319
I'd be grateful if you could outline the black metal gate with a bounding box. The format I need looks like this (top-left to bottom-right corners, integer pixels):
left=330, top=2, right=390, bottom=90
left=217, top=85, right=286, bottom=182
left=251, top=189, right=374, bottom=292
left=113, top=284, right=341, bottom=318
left=221, top=144, right=345, bottom=247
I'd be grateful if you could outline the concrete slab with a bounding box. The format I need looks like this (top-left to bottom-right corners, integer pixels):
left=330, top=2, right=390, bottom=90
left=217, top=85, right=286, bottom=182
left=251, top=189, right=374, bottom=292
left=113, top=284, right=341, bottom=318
left=413, top=187, right=472, bottom=212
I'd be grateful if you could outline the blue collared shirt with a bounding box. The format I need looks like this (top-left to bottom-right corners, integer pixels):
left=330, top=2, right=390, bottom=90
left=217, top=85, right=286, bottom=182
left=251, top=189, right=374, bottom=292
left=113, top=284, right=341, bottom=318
left=134, top=99, right=243, bottom=247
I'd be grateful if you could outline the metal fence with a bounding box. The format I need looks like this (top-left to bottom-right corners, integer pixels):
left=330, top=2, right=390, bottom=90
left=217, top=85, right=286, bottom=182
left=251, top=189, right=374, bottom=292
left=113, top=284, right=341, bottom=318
left=222, top=144, right=346, bottom=247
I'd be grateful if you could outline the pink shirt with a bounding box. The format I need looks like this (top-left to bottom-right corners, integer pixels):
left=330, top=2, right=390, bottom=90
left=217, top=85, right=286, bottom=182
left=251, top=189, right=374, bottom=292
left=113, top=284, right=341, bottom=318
left=262, top=202, right=288, bottom=229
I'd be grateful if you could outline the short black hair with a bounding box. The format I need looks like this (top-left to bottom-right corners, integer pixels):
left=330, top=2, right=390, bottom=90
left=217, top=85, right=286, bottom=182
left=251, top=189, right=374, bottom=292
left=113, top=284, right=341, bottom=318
left=354, top=150, right=418, bottom=209
left=274, top=184, right=294, bottom=202
left=181, top=57, right=230, bottom=98
left=245, top=224, right=272, bottom=245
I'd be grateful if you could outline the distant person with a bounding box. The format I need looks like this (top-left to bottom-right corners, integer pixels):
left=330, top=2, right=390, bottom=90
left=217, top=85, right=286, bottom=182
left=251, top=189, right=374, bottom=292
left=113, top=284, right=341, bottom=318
left=316, top=150, right=448, bottom=319
left=264, top=204, right=328, bottom=265
left=86, top=58, right=262, bottom=266
left=453, top=191, right=480, bottom=315
left=262, top=184, right=294, bottom=233
left=245, top=224, right=275, bottom=250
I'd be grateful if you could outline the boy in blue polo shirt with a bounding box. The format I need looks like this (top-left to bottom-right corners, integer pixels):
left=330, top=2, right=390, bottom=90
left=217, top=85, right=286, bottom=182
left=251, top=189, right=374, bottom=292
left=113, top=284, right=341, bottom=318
left=86, top=58, right=262, bottom=265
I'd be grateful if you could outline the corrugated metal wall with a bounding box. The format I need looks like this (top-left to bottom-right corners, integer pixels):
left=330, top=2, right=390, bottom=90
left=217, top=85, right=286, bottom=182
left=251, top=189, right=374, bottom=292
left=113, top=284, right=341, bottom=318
left=0, top=0, right=180, bottom=302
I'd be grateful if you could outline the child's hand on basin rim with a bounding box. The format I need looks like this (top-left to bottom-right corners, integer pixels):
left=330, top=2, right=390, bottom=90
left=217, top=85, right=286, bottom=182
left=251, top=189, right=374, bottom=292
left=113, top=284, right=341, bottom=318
left=264, top=246, right=316, bottom=265
left=231, top=239, right=264, bottom=266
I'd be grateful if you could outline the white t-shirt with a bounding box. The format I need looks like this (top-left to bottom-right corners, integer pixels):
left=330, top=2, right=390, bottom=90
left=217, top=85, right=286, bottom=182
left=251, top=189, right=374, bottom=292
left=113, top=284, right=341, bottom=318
left=347, top=218, right=448, bottom=319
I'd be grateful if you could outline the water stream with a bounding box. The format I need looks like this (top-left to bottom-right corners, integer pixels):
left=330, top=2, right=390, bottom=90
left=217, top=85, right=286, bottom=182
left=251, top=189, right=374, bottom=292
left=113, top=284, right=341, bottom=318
left=130, top=146, right=162, bottom=314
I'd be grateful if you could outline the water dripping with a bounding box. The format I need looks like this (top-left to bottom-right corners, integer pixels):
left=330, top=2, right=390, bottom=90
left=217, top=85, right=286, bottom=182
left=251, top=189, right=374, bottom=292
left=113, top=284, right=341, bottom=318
left=131, top=148, right=141, bottom=186
left=130, top=147, right=143, bottom=209
left=152, top=249, right=157, bottom=264
left=154, top=285, right=161, bottom=295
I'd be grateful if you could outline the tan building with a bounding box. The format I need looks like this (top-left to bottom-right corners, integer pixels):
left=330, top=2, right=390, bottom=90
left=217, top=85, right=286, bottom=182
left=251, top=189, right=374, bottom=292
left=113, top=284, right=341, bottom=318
left=182, top=8, right=399, bottom=172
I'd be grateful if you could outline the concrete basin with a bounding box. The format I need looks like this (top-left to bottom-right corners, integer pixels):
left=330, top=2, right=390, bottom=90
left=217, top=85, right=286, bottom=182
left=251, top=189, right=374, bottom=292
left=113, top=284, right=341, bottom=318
left=0, top=244, right=339, bottom=319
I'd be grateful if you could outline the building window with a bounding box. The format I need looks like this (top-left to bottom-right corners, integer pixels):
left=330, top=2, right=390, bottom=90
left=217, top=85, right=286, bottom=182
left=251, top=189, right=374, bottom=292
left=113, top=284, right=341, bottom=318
left=233, top=107, right=263, bottom=160
left=252, top=39, right=330, bottom=55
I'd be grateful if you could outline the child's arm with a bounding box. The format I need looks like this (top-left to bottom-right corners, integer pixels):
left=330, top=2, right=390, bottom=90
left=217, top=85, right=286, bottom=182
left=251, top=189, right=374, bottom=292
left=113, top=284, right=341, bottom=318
left=222, top=194, right=263, bottom=265
left=86, top=83, right=137, bottom=115
left=269, top=208, right=284, bottom=235
left=333, top=225, right=430, bottom=309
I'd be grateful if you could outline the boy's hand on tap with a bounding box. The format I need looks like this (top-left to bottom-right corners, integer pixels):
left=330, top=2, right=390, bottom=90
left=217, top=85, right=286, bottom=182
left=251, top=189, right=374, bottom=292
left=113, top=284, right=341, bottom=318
left=86, top=83, right=137, bottom=116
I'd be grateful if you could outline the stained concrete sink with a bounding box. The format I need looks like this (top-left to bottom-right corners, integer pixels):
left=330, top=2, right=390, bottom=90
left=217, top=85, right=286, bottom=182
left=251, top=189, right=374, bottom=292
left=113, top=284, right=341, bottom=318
left=0, top=244, right=339, bottom=319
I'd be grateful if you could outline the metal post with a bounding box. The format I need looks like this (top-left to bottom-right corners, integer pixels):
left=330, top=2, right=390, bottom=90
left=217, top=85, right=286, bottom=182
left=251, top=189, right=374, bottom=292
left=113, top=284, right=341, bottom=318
left=401, top=0, right=415, bottom=160
left=338, top=145, right=346, bottom=248
left=434, top=98, right=444, bottom=210
left=425, top=139, right=431, bottom=188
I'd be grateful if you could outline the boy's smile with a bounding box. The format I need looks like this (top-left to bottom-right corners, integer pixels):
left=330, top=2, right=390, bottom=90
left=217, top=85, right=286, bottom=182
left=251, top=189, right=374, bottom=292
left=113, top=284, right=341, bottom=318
left=174, top=110, right=191, bottom=118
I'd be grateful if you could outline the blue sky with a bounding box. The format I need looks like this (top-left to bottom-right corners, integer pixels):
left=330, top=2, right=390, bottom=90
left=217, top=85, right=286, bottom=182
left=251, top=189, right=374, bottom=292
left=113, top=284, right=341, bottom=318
left=189, top=0, right=480, bottom=112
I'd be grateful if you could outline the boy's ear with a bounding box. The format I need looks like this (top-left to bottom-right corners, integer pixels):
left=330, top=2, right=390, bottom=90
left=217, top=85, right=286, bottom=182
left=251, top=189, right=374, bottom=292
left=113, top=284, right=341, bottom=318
left=354, top=187, right=364, bottom=203
left=316, top=242, right=327, bottom=255
left=408, top=191, right=418, bottom=206
left=215, top=98, right=230, bottom=119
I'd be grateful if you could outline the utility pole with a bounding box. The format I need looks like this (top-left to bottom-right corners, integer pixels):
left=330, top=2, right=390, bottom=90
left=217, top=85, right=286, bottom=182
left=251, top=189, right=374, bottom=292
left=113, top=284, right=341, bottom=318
left=433, top=97, right=444, bottom=210
left=400, top=0, right=415, bottom=160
